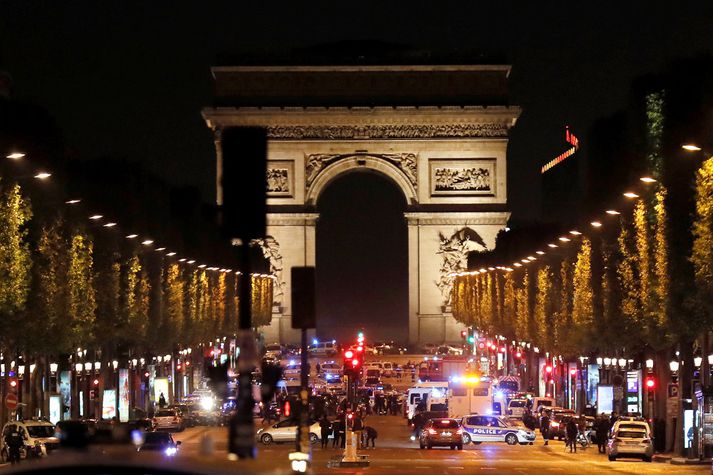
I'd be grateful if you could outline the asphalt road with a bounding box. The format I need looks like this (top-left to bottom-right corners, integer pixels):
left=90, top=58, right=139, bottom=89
left=169, top=415, right=710, bottom=474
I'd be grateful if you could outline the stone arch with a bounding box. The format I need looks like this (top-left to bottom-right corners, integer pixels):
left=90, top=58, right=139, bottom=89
left=305, top=155, right=418, bottom=206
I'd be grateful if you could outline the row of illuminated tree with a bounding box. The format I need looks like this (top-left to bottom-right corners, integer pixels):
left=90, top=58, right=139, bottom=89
left=453, top=153, right=713, bottom=358
left=0, top=180, right=274, bottom=364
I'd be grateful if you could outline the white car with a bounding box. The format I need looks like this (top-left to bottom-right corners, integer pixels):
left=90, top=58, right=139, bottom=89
left=1, top=420, right=59, bottom=461
left=609, top=418, right=651, bottom=438
left=607, top=428, right=653, bottom=462
left=506, top=399, right=528, bottom=418
left=256, top=419, right=321, bottom=445
left=460, top=414, right=536, bottom=445
left=153, top=408, right=185, bottom=431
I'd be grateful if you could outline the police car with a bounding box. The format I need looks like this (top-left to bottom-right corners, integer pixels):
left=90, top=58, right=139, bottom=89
left=460, top=414, right=536, bottom=445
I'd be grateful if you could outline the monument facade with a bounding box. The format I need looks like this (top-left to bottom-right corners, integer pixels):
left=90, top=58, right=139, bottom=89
left=203, top=65, right=520, bottom=344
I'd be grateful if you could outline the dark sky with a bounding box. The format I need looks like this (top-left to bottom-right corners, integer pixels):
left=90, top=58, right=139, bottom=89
left=2, top=2, right=713, bottom=342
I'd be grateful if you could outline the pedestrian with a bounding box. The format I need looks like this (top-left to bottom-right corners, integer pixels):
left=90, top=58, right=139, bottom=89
left=595, top=414, right=609, bottom=453
left=565, top=418, right=578, bottom=453
left=316, top=362, right=321, bottom=375
left=5, top=427, right=23, bottom=465
left=158, top=392, right=167, bottom=408
left=412, top=411, right=427, bottom=441
left=352, top=413, right=365, bottom=449
left=319, top=415, right=331, bottom=449
left=540, top=411, right=551, bottom=446
left=334, top=413, right=346, bottom=449
left=364, top=425, right=378, bottom=448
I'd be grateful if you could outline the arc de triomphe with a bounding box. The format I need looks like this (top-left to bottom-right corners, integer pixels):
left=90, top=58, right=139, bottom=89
left=203, top=65, right=520, bottom=345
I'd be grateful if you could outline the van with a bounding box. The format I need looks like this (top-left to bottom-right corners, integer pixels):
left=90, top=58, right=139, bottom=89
left=506, top=399, right=528, bottom=418
left=406, top=384, right=448, bottom=422
left=308, top=341, right=337, bottom=356
left=532, top=397, right=555, bottom=415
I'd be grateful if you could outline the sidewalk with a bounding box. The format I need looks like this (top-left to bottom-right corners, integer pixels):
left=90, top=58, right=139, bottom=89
left=653, top=453, right=712, bottom=465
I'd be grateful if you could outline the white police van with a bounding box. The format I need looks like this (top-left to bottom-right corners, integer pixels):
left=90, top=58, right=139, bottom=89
left=460, top=414, right=536, bottom=445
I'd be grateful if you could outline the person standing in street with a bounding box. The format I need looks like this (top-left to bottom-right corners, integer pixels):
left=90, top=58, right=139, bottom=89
left=540, top=410, right=551, bottom=446
left=5, top=427, right=23, bottom=465
left=352, top=413, right=365, bottom=449
left=595, top=414, right=609, bottom=453
left=565, top=418, right=579, bottom=453
left=319, top=415, right=331, bottom=449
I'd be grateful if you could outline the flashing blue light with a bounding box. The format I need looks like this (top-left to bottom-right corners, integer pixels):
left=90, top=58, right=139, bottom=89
left=289, top=360, right=296, bottom=366
left=312, top=338, right=319, bottom=345
left=486, top=409, right=493, bottom=415
left=495, top=391, right=505, bottom=399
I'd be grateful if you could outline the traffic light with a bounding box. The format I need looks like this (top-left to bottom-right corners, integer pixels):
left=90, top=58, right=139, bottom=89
left=645, top=376, right=656, bottom=390
left=8, top=378, right=17, bottom=390
left=283, top=400, right=291, bottom=417
left=461, top=330, right=467, bottom=339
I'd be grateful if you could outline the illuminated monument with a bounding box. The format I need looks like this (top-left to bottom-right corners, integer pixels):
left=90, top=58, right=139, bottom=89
left=203, top=65, right=520, bottom=344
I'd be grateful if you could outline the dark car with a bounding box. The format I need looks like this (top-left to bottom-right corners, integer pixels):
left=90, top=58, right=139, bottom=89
left=419, top=418, right=463, bottom=450
left=138, top=431, right=181, bottom=456
left=549, top=414, right=573, bottom=440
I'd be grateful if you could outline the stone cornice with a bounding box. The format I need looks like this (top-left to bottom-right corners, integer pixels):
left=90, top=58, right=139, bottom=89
left=202, top=106, right=520, bottom=140
left=267, top=213, right=319, bottom=226
left=404, top=211, right=510, bottom=226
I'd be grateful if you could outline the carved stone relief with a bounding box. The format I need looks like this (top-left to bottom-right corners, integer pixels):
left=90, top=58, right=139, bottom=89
left=267, top=123, right=508, bottom=140
left=435, top=227, right=488, bottom=306
left=251, top=236, right=285, bottom=306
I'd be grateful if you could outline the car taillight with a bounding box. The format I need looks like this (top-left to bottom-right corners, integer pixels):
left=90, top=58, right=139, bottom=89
left=428, top=429, right=437, bottom=435
left=456, top=429, right=463, bottom=435
left=173, top=417, right=179, bottom=422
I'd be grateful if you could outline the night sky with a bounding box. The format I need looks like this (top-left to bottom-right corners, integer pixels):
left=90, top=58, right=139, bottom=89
left=2, top=3, right=713, bottom=342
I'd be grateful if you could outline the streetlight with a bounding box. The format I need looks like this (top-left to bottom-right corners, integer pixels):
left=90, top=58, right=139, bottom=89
left=682, top=144, right=703, bottom=152
left=34, top=172, right=51, bottom=180
left=618, top=358, right=627, bottom=368
left=670, top=360, right=680, bottom=373
left=591, top=221, right=602, bottom=228
left=596, top=357, right=603, bottom=366
left=645, top=359, right=654, bottom=370
left=6, top=152, right=24, bottom=160
left=694, top=356, right=703, bottom=368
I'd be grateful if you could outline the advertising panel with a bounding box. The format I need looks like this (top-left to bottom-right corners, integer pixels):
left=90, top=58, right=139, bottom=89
left=153, top=377, right=169, bottom=407
left=102, top=389, right=116, bottom=419
left=597, top=385, right=613, bottom=414
left=59, top=371, right=71, bottom=420
left=119, top=369, right=129, bottom=422
left=49, top=395, right=61, bottom=424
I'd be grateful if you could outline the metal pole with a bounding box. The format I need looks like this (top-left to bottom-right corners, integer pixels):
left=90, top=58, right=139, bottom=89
left=297, top=329, right=311, bottom=455
left=229, top=243, right=257, bottom=460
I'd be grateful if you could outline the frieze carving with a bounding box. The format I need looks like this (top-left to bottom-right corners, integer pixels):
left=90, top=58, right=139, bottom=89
left=267, top=123, right=508, bottom=140
left=305, top=153, right=417, bottom=189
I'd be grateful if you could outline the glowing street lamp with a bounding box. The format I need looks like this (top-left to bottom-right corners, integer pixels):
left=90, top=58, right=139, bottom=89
left=606, top=210, right=620, bottom=215
left=89, top=215, right=103, bottom=220
left=569, top=230, right=581, bottom=236
left=682, top=144, right=702, bottom=152
left=141, top=240, right=154, bottom=246
left=645, top=359, right=654, bottom=370
left=6, top=152, right=25, bottom=160
left=623, top=192, right=639, bottom=199
left=694, top=356, right=703, bottom=368
left=558, top=236, right=571, bottom=242
left=34, top=172, right=51, bottom=180
left=548, top=243, right=558, bottom=248
left=640, top=177, right=657, bottom=183
left=669, top=360, right=680, bottom=373
left=65, top=199, right=81, bottom=204
left=126, top=234, right=138, bottom=239
left=591, top=221, right=602, bottom=227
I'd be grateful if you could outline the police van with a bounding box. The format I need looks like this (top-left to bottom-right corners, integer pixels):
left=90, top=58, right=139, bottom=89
left=459, top=414, right=536, bottom=445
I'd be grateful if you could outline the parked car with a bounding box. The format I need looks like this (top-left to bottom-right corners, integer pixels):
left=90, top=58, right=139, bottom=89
left=460, top=414, right=536, bottom=445
left=1, top=420, right=59, bottom=461
left=607, top=428, right=653, bottom=462
left=152, top=408, right=184, bottom=431
left=418, top=418, right=463, bottom=450
left=548, top=414, right=572, bottom=440
left=506, top=398, right=528, bottom=418
left=138, top=431, right=181, bottom=456
left=170, top=404, right=198, bottom=427
left=256, top=418, right=321, bottom=445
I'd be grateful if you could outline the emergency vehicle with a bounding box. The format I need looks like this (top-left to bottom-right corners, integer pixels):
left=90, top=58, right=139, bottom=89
left=417, top=356, right=473, bottom=382
left=447, top=375, right=494, bottom=419
left=405, top=382, right=449, bottom=423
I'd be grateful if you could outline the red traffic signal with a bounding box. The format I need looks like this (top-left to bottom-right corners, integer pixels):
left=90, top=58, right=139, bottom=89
left=545, top=365, right=553, bottom=374
left=569, top=369, right=577, bottom=376
left=347, top=412, right=354, bottom=420
left=93, top=378, right=99, bottom=386
left=645, top=376, right=656, bottom=389
left=515, top=351, right=522, bottom=359
left=344, top=350, right=354, bottom=359
left=461, top=330, right=467, bottom=339
left=9, top=379, right=17, bottom=389
left=478, top=342, right=485, bottom=349
left=283, top=400, right=291, bottom=417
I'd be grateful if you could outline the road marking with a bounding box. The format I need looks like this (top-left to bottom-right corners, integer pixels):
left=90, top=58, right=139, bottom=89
left=449, top=467, right=465, bottom=470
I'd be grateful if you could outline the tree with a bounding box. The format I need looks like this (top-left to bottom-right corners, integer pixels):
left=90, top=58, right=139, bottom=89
left=67, top=233, right=97, bottom=348
left=0, top=182, right=32, bottom=351
left=692, top=158, right=713, bottom=329
left=571, top=238, right=594, bottom=350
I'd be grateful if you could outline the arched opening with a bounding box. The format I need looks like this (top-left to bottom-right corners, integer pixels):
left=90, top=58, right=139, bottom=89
left=316, top=171, right=408, bottom=343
